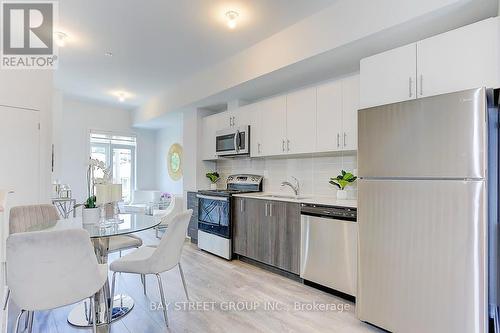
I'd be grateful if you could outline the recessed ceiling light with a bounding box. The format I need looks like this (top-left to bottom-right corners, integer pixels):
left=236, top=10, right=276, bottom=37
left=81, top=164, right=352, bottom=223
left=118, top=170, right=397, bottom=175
left=54, top=31, right=68, bottom=47
left=104, top=52, right=113, bottom=57
left=225, top=11, right=239, bottom=29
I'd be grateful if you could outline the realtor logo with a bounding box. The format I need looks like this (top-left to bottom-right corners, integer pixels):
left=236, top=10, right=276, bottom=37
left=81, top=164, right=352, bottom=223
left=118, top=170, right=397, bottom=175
left=1, top=1, right=58, bottom=69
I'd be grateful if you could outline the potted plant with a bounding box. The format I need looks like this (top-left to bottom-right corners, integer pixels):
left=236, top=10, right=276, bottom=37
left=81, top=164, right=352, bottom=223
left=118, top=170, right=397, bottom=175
left=329, top=170, right=357, bottom=200
left=82, top=158, right=111, bottom=224
left=206, top=171, right=220, bottom=190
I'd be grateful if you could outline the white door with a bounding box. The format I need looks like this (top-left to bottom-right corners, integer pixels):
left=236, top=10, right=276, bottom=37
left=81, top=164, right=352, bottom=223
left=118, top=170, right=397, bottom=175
left=0, top=106, right=40, bottom=207
left=201, top=114, right=218, bottom=161
left=417, top=17, right=499, bottom=98
left=360, top=43, right=417, bottom=108
left=285, top=87, right=316, bottom=154
left=316, top=80, right=342, bottom=152
left=341, top=75, right=360, bottom=151
left=260, top=95, right=287, bottom=156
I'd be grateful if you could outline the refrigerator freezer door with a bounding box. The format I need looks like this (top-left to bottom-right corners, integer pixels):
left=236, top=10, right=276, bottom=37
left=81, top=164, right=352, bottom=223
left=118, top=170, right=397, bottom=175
left=358, top=88, right=486, bottom=179
left=357, top=179, right=488, bottom=333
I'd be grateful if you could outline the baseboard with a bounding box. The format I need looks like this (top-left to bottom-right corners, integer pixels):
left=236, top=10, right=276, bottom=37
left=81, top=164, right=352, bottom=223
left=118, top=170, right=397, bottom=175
left=236, top=255, right=302, bottom=282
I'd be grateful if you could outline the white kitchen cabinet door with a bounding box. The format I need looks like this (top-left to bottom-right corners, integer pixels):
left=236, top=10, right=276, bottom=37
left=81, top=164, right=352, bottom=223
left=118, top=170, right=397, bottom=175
left=360, top=43, right=417, bottom=108
left=201, top=114, right=219, bottom=160
left=341, top=75, right=360, bottom=151
left=260, top=95, right=287, bottom=156
left=316, top=80, right=343, bottom=152
left=285, top=87, right=317, bottom=154
left=417, top=17, right=499, bottom=98
left=250, top=103, right=263, bottom=157
left=231, top=104, right=253, bottom=128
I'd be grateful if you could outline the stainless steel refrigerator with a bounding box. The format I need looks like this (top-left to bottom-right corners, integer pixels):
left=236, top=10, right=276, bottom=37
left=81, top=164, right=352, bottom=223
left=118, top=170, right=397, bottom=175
left=357, top=87, right=499, bottom=333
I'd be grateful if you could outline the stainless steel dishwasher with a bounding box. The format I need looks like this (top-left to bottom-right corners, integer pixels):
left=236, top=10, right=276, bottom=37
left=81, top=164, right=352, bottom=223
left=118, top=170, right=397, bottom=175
left=300, top=203, right=357, bottom=297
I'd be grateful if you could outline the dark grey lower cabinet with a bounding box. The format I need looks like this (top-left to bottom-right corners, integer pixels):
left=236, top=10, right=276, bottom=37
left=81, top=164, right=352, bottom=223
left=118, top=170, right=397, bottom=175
left=187, top=191, right=198, bottom=243
left=233, top=197, right=300, bottom=274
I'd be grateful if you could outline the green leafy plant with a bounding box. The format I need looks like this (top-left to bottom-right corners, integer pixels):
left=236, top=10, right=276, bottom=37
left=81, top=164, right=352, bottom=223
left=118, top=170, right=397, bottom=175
left=329, top=170, right=357, bottom=190
left=206, top=171, right=220, bottom=184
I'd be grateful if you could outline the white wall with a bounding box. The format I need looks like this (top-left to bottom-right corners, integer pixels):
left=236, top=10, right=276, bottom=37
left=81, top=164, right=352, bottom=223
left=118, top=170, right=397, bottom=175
left=155, top=121, right=183, bottom=195
left=53, top=95, right=157, bottom=202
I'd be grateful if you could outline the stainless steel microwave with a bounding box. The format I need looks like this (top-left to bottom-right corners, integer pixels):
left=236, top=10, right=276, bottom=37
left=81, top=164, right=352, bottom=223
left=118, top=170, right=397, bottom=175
left=216, top=125, right=250, bottom=157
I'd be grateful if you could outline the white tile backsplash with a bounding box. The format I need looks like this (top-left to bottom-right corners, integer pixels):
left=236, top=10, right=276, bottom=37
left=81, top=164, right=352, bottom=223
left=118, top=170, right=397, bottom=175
left=215, top=152, right=358, bottom=199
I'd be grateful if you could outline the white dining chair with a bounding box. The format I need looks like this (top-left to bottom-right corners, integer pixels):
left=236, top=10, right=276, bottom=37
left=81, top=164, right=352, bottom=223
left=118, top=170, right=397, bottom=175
left=9, top=204, right=59, bottom=234
left=109, top=209, right=193, bottom=327
left=154, top=196, right=183, bottom=239
left=6, top=229, right=108, bottom=333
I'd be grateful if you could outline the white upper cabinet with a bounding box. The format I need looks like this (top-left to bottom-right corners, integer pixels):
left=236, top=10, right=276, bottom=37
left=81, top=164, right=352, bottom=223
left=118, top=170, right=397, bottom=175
left=285, top=87, right=317, bottom=154
left=316, top=80, right=342, bottom=152
left=259, top=95, right=287, bottom=156
left=230, top=105, right=253, bottom=128
left=316, top=75, right=360, bottom=153
left=360, top=43, right=417, bottom=108
left=361, top=17, right=500, bottom=108
left=341, top=75, right=360, bottom=151
left=417, top=18, right=499, bottom=98
left=201, top=114, right=220, bottom=161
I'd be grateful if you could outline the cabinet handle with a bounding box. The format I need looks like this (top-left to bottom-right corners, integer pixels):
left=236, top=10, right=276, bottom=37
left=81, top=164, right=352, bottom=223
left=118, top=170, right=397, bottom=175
left=233, top=116, right=236, bottom=126
left=257, top=143, right=261, bottom=154
left=269, top=203, right=273, bottom=217
left=287, top=139, right=290, bottom=152
left=265, top=203, right=268, bottom=216
left=337, top=133, right=340, bottom=148
left=419, top=75, right=423, bottom=96
left=282, top=140, right=285, bottom=152
left=229, top=117, right=232, bottom=127
left=240, top=199, right=244, bottom=213
left=343, top=132, right=347, bottom=147
left=409, top=77, right=412, bottom=97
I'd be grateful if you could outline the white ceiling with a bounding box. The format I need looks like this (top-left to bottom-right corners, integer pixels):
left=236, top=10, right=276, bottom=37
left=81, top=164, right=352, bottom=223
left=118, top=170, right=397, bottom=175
left=55, top=0, right=337, bottom=108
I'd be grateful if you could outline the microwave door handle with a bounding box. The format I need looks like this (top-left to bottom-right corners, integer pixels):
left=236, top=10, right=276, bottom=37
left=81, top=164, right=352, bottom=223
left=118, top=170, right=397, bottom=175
left=234, top=130, right=240, bottom=152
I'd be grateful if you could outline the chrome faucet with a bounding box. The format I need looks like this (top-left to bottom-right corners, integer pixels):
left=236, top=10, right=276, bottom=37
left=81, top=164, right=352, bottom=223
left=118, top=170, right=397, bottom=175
left=281, top=176, right=300, bottom=196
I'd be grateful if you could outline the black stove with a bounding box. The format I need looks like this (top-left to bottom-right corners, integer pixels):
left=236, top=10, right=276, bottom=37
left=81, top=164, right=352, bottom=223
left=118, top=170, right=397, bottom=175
left=196, top=174, right=263, bottom=260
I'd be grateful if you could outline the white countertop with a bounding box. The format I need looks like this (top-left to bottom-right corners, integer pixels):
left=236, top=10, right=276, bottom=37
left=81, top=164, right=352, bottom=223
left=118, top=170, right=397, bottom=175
left=233, top=192, right=357, bottom=208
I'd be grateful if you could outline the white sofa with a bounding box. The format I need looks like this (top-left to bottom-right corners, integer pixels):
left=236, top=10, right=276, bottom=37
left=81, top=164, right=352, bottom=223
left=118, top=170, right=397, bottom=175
left=122, top=190, right=162, bottom=214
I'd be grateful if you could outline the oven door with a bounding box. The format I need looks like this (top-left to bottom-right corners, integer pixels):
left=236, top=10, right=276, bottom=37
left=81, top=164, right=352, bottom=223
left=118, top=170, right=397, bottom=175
left=197, top=194, right=231, bottom=238
left=216, top=126, right=249, bottom=156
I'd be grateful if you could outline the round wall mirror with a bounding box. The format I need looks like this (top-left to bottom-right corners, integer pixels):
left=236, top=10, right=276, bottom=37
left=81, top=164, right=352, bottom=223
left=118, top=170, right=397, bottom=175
left=167, top=143, right=183, bottom=181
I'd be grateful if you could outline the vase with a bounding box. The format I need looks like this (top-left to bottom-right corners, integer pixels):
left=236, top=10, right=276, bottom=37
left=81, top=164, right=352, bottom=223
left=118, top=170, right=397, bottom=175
left=82, top=207, right=100, bottom=224
left=336, top=189, right=348, bottom=200
left=210, top=183, right=217, bottom=190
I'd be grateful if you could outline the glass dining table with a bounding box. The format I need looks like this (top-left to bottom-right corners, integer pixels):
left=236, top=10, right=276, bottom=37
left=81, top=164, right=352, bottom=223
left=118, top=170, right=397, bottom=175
left=28, top=213, right=161, bottom=328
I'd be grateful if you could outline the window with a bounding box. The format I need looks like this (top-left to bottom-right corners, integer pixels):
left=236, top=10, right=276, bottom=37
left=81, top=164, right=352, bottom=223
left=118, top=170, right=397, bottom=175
left=89, top=131, right=136, bottom=203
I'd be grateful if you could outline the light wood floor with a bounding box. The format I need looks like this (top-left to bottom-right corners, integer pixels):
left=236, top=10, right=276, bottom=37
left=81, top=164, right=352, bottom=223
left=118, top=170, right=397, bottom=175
left=7, top=229, right=383, bottom=333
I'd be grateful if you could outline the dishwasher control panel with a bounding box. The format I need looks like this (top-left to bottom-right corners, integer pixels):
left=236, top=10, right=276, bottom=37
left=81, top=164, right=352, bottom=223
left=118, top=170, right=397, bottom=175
left=300, top=203, right=357, bottom=222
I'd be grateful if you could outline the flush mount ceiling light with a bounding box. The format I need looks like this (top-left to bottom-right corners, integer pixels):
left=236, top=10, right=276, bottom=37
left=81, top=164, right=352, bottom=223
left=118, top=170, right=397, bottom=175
left=54, top=31, right=68, bottom=47
left=225, top=10, right=239, bottom=29
left=104, top=51, right=113, bottom=57
left=117, top=92, right=126, bottom=102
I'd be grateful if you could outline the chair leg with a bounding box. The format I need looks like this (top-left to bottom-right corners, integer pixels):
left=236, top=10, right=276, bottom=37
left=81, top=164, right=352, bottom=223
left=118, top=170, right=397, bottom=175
left=141, top=274, right=147, bottom=295
left=90, top=296, right=97, bottom=333
left=14, top=310, right=24, bottom=333
left=2, top=288, right=10, bottom=310
left=155, top=273, right=169, bottom=327
left=109, top=271, right=117, bottom=324
left=27, top=311, right=34, bottom=333
left=178, top=263, right=189, bottom=301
